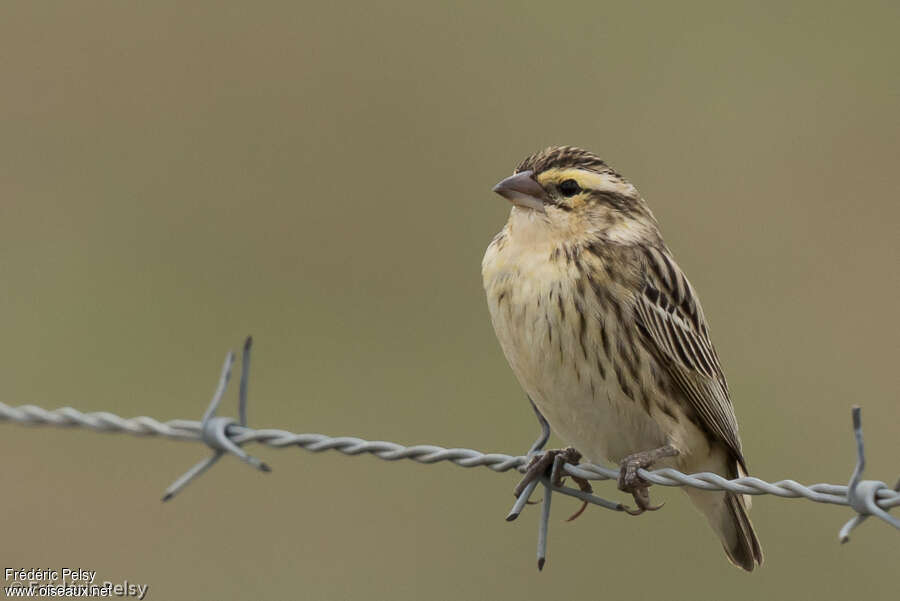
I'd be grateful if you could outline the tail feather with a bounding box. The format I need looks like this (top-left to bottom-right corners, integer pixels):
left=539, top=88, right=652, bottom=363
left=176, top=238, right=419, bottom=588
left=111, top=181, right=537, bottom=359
left=684, top=488, right=763, bottom=571
left=721, top=492, right=763, bottom=571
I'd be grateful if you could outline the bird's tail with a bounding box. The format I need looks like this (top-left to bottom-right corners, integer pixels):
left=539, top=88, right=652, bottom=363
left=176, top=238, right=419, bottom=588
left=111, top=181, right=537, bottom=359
left=685, top=470, right=763, bottom=571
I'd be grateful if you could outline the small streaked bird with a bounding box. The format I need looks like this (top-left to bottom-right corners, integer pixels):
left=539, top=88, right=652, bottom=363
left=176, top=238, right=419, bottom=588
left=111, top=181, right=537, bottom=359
left=482, top=146, right=763, bottom=570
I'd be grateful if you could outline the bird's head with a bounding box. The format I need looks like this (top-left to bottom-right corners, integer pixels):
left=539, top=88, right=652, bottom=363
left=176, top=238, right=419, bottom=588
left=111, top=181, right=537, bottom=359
left=492, top=146, right=660, bottom=246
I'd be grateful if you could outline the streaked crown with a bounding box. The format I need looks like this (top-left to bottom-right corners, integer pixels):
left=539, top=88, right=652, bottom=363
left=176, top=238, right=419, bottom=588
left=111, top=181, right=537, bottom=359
left=515, top=145, right=615, bottom=177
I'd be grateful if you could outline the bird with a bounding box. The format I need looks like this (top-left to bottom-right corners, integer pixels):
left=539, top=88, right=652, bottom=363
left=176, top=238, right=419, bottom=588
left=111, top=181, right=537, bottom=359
left=481, top=145, right=763, bottom=571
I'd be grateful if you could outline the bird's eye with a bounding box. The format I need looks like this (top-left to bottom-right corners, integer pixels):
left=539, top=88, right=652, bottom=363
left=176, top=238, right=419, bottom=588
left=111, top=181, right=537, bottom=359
left=558, top=179, right=581, bottom=197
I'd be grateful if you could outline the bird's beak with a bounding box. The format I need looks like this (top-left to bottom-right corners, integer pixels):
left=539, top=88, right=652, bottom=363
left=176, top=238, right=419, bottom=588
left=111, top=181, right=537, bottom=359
left=492, top=170, right=548, bottom=212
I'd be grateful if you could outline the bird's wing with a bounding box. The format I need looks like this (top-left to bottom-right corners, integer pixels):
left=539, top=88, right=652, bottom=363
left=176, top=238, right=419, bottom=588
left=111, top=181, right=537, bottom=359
left=633, top=246, right=746, bottom=468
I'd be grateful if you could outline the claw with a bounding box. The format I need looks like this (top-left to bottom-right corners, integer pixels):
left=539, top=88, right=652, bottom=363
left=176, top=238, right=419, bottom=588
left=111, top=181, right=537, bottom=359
left=562, top=471, right=594, bottom=522
left=623, top=504, right=646, bottom=516
left=623, top=489, right=665, bottom=515
left=565, top=500, right=589, bottom=521
left=632, top=486, right=651, bottom=509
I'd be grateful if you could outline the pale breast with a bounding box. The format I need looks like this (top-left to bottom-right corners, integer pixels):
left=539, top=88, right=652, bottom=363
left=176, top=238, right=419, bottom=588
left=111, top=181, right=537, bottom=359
left=482, top=226, right=697, bottom=466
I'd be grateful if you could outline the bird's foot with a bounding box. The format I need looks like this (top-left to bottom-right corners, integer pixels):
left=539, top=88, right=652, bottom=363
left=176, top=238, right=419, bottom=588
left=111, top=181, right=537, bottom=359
left=618, top=445, right=679, bottom=516
left=514, top=447, right=594, bottom=521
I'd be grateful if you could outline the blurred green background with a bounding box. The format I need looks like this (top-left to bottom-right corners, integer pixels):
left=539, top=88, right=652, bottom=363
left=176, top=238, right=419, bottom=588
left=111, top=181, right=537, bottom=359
left=1, top=1, right=897, bottom=599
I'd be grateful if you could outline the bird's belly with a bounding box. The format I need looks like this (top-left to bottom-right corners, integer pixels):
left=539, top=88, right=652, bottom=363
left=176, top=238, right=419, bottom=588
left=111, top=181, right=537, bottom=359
left=536, top=376, right=665, bottom=466
left=508, top=335, right=667, bottom=465
left=487, top=284, right=671, bottom=466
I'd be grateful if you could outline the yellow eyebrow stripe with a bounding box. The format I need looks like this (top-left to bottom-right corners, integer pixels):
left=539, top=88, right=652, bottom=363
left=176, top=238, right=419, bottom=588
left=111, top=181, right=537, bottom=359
left=537, top=168, right=635, bottom=196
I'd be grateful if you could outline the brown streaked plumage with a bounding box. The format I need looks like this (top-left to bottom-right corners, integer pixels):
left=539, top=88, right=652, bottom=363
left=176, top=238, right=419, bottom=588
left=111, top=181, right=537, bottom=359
left=482, top=146, right=763, bottom=570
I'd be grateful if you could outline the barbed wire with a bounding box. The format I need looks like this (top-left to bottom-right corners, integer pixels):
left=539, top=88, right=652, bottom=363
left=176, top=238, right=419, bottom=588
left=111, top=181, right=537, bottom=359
left=1, top=338, right=897, bottom=569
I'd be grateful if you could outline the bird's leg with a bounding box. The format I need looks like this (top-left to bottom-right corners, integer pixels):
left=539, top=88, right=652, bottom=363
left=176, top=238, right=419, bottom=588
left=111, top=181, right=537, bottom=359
left=514, top=397, right=552, bottom=505
left=618, top=444, right=679, bottom=516
left=525, top=396, right=550, bottom=455
left=511, top=398, right=593, bottom=521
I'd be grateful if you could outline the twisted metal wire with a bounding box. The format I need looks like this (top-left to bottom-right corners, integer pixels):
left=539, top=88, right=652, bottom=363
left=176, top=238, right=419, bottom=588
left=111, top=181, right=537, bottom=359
left=1, top=401, right=896, bottom=510
left=1, top=339, right=897, bottom=570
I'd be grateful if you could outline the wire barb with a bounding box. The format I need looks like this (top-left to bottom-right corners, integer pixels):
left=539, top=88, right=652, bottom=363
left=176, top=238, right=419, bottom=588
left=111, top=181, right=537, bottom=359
left=507, top=399, right=623, bottom=569
left=161, top=336, right=270, bottom=502
left=505, top=398, right=550, bottom=523
left=838, top=406, right=900, bottom=543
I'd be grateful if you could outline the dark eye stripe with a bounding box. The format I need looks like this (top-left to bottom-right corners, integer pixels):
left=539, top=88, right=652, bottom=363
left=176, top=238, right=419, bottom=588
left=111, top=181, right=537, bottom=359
left=591, top=190, right=635, bottom=211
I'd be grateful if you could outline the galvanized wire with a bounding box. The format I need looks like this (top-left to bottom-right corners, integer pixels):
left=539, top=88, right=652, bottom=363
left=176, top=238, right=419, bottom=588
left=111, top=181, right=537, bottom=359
left=1, top=402, right=897, bottom=511
left=0, top=339, right=897, bottom=570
